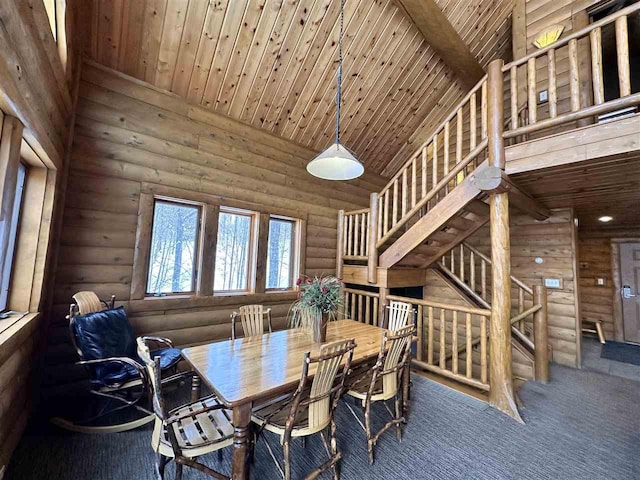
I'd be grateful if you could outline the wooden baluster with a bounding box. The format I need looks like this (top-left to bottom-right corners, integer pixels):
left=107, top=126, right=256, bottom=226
left=459, top=244, right=465, bottom=283
left=456, top=108, right=463, bottom=166
left=452, top=311, right=458, bottom=374
left=466, top=313, right=472, bottom=379
left=470, top=92, right=477, bottom=150
left=428, top=306, right=434, bottom=365
left=358, top=294, right=363, bottom=323
left=616, top=16, right=631, bottom=97
left=481, top=81, right=488, bottom=139
left=373, top=297, right=379, bottom=327
left=548, top=49, right=557, bottom=117
left=439, top=308, right=446, bottom=369
left=432, top=135, right=438, bottom=206
left=392, top=179, right=398, bottom=226
left=569, top=39, right=580, bottom=112
left=350, top=292, right=356, bottom=320
left=383, top=190, right=389, bottom=235
left=365, top=295, right=370, bottom=325
left=589, top=29, right=604, bottom=105
left=368, top=193, right=378, bottom=284
left=347, top=214, right=353, bottom=257
left=353, top=214, right=359, bottom=257
left=527, top=58, right=536, bottom=125
left=411, top=157, right=417, bottom=208
left=336, top=210, right=345, bottom=278
left=450, top=246, right=455, bottom=273
left=481, top=260, right=487, bottom=300
left=470, top=250, right=476, bottom=293
left=417, top=304, right=423, bottom=361
left=401, top=168, right=408, bottom=218
left=377, top=196, right=383, bottom=241
left=421, top=146, right=427, bottom=199
left=518, top=288, right=525, bottom=333
left=480, top=315, right=487, bottom=383
left=361, top=212, right=367, bottom=257
left=443, top=121, right=450, bottom=193
left=510, top=65, right=518, bottom=130
left=533, top=285, right=549, bottom=383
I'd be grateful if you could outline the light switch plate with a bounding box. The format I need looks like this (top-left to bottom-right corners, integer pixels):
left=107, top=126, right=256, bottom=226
left=596, top=278, right=606, bottom=286
left=544, top=278, right=562, bottom=289
left=539, top=89, right=548, bottom=103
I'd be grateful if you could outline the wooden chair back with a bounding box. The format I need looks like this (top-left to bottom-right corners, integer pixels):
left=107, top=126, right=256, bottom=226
left=380, top=324, right=414, bottom=397
left=288, top=339, right=356, bottom=435
left=231, top=304, right=272, bottom=340
left=384, top=301, right=413, bottom=331
left=69, top=291, right=116, bottom=318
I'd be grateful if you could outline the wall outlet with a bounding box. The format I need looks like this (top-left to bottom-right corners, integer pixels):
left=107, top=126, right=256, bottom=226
left=544, top=278, right=562, bottom=289
left=596, top=278, right=606, bottom=286
left=538, top=89, right=548, bottom=103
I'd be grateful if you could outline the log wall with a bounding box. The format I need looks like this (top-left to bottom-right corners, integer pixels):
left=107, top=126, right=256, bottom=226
left=44, top=60, right=385, bottom=397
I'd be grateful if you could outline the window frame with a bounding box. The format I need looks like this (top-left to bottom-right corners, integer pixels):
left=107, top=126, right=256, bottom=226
left=265, top=215, right=298, bottom=292
left=213, top=207, right=259, bottom=295
left=130, top=186, right=306, bottom=305
left=145, top=197, right=203, bottom=297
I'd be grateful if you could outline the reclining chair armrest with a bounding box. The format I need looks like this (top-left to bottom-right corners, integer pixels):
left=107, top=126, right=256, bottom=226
left=78, top=357, right=148, bottom=383
left=141, top=335, right=174, bottom=349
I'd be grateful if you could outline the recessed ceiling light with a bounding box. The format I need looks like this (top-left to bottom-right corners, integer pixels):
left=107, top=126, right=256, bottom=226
left=598, top=216, right=613, bottom=223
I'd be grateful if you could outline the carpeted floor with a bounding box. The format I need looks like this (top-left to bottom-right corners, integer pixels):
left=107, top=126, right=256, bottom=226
left=8, top=365, right=640, bottom=479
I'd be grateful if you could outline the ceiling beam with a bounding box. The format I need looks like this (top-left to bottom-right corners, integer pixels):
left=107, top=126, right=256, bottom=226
left=395, top=0, right=485, bottom=89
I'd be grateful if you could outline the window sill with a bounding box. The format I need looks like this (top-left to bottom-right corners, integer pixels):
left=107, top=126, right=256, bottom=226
left=0, top=312, right=40, bottom=351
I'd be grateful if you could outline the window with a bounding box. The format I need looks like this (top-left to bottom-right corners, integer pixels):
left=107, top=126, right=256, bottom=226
left=0, top=163, right=26, bottom=311
left=146, top=199, right=201, bottom=295
left=214, top=210, right=255, bottom=292
left=266, top=217, right=295, bottom=290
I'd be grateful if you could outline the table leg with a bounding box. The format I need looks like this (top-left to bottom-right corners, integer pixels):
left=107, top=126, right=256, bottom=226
left=191, top=375, right=201, bottom=402
left=232, top=402, right=252, bottom=480
left=402, top=361, right=410, bottom=419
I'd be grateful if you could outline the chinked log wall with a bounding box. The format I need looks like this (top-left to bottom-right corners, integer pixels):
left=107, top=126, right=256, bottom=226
left=44, top=60, right=386, bottom=396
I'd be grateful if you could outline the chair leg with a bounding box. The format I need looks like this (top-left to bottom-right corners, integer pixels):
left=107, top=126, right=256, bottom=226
left=156, top=454, right=168, bottom=480
left=394, top=395, right=402, bottom=441
left=330, top=420, right=340, bottom=480
left=283, top=439, right=291, bottom=480
left=217, top=449, right=223, bottom=462
left=364, top=400, right=374, bottom=465
left=175, top=463, right=183, bottom=480
left=301, top=436, right=307, bottom=449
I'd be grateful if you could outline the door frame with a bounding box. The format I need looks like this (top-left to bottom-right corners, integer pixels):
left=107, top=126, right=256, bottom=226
left=610, top=238, right=640, bottom=341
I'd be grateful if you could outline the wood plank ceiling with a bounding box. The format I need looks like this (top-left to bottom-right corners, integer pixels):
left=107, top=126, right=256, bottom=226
left=86, top=0, right=514, bottom=176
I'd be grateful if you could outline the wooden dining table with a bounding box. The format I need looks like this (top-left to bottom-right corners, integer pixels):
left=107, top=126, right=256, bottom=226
left=181, top=319, right=409, bottom=480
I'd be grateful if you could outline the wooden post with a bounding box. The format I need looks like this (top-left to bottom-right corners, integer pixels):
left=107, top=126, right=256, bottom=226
left=368, top=193, right=378, bottom=284
left=336, top=210, right=345, bottom=279
left=533, top=285, right=549, bottom=383
left=487, top=59, right=521, bottom=422
left=378, top=287, right=389, bottom=328
left=573, top=10, right=593, bottom=127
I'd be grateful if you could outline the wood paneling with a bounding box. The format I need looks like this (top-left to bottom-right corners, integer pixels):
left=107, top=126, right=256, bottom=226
left=84, top=0, right=514, bottom=175
left=467, top=209, right=580, bottom=367
left=578, top=227, right=640, bottom=340
left=46, top=60, right=384, bottom=394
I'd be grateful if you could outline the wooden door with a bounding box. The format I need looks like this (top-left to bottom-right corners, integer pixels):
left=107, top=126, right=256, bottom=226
left=620, top=243, right=640, bottom=343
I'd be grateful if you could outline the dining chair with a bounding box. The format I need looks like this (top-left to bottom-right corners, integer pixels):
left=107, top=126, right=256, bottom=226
left=344, top=324, right=415, bottom=464
left=137, top=337, right=234, bottom=480
left=251, top=338, right=356, bottom=480
left=382, top=300, right=415, bottom=331
left=231, top=304, right=273, bottom=340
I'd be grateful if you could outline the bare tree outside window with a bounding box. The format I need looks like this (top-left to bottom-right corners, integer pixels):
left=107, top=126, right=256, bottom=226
left=146, top=200, right=200, bottom=295
left=266, top=218, right=294, bottom=289
left=214, top=211, right=252, bottom=292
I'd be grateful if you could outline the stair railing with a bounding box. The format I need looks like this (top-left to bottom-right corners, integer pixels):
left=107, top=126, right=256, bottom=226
left=341, top=287, right=380, bottom=326
left=375, top=75, right=489, bottom=251
left=439, top=242, right=549, bottom=382
left=503, top=2, right=640, bottom=143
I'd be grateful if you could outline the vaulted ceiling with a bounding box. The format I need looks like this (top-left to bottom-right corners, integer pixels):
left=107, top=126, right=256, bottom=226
left=86, top=0, right=514, bottom=176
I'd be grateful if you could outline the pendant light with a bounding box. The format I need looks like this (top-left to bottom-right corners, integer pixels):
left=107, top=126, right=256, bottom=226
left=306, top=0, right=364, bottom=180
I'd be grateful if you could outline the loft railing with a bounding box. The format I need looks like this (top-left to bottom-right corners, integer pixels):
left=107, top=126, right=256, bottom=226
left=341, top=288, right=379, bottom=326
left=502, top=2, right=640, bottom=141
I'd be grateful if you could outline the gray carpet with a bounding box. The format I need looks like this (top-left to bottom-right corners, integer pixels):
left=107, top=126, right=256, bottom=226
left=7, top=365, right=640, bottom=479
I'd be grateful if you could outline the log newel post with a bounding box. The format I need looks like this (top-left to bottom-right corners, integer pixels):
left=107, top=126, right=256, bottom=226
left=368, top=193, right=378, bottom=284
left=336, top=210, right=345, bottom=279
left=487, top=59, right=522, bottom=422
left=533, top=285, right=550, bottom=383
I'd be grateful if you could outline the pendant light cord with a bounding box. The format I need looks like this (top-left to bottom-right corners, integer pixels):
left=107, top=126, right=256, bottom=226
left=335, top=0, right=345, bottom=146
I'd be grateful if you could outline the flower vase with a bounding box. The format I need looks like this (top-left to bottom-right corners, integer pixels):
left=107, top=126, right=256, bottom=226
left=312, top=313, right=329, bottom=343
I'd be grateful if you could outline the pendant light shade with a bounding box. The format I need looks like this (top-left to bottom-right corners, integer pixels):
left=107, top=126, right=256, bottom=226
left=306, top=0, right=364, bottom=181
left=306, top=143, right=364, bottom=180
